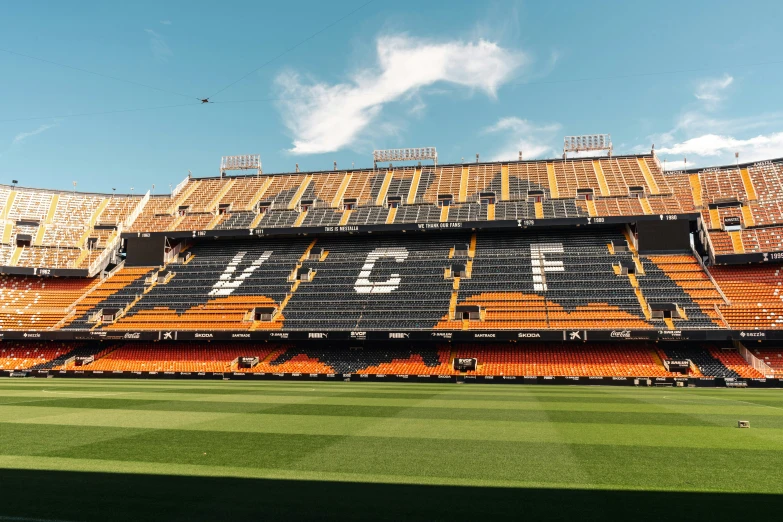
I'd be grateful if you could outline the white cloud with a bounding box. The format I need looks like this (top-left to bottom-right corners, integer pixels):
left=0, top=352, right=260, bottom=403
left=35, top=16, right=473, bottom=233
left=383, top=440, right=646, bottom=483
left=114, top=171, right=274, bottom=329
left=645, top=73, right=783, bottom=168
left=694, top=74, right=733, bottom=106
left=145, top=29, right=172, bottom=62
left=160, top=20, right=172, bottom=25
left=275, top=35, right=527, bottom=154
left=12, top=123, right=57, bottom=146
left=483, top=117, right=560, bottom=161
left=658, top=132, right=783, bottom=162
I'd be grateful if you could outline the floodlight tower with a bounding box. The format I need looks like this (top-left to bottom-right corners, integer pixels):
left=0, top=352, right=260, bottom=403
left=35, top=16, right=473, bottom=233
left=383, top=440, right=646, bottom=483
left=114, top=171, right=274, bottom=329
left=220, top=155, right=262, bottom=177
left=563, top=134, right=612, bottom=159
left=372, top=147, right=437, bottom=169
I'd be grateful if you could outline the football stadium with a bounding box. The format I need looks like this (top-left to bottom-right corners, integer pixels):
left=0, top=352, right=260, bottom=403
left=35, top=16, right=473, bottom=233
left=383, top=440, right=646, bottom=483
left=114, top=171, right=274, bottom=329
left=2, top=1, right=783, bottom=519
left=2, top=149, right=783, bottom=519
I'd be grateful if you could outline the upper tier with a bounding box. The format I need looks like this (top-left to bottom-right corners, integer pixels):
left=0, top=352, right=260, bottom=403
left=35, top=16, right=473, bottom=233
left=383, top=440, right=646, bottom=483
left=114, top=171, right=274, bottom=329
left=126, top=154, right=695, bottom=236
left=3, top=153, right=783, bottom=270
left=691, top=160, right=783, bottom=262
left=0, top=186, right=142, bottom=274
left=109, top=154, right=783, bottom=264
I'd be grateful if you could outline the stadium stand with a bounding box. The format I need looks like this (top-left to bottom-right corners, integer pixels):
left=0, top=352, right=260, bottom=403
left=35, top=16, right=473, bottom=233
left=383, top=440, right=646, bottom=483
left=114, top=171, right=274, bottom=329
left=260, top=346, right=451, bottom=375
left=707, top=346, right=764, bottom=378
left=699, top=168, right=748, bottom=204
left=43, top=227, right=729, bottom=332
left=0, top=185, right=140, bottom=271
left=0, top=275, right=98, bottom=330
left=660, top=345, right=740, bottom=378
left=79, top=343, right=281, bottom=372
left=2, top=152, right=783, bottom=385
left=0, top=342, right=81, bottom=370
left=0, top=228, right=735, bottom=332
left=636, top=255, right=723, bottom=329
left=31, top=344, right=110, bottom=370
left=442, top=229, right=649, bottom=330
left=58, top=342, right=760, bottom=378
left=751, top=348, right=783, bottom=376
left=120, top=155, right=691, bottom=234
left=453, top=344, right=679, bottom=377
left=283, top=234, right=457, bottom=330
left=99, top=238, right=311, bottom=331
left=5, top=156, right=783, bottom=271
left=64, top=267, right=154, bottom=329
left=709, top=265, right=783, bottom=329
left=351, top=349, right=452, bottom=375
left=126, top=196, right=176, bottom=233
left=691, top=160, right=783, bottom=258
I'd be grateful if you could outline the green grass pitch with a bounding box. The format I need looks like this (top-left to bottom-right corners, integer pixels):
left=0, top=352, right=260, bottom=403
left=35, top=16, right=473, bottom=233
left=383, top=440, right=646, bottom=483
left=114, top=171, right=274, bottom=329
left=0, top=379, right=782, bottom=521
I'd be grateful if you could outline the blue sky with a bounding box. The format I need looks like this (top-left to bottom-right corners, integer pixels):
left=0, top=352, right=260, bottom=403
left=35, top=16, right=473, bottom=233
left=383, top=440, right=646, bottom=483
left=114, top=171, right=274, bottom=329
left=1, top=0, right=782, bottom=193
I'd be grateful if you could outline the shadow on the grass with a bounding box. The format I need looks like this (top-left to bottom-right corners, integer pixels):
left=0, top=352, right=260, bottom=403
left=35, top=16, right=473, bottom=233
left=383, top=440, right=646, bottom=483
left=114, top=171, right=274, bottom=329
left=2, top=468, right=781, bottom=521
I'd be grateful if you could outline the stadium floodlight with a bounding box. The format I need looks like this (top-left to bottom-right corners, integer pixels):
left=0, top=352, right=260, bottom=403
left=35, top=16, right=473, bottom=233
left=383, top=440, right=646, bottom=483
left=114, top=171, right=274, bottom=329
left=373, top=147, right=437, bottom=168
left=220, top=154, right=262, bottom=175
left=563, top=134, right=612, bottom=158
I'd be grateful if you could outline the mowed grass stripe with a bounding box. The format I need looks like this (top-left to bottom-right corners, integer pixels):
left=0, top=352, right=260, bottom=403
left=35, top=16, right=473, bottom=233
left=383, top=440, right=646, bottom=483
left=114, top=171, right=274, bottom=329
left=1, top=387, right=782, bottom=418
left=0, top=423, right=782, bottom=493
left=2, top=385, right=782, bottom=419
left=3, top=381, right=781, bottom=404
left=3, top=397, right=783, bottom=427
left=3, top=409, right=782, bottom=450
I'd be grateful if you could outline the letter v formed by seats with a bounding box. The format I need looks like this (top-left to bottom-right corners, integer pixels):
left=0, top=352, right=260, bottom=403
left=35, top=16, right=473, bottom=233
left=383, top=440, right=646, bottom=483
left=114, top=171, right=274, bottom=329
left=209, top=251, right=273, bottom=296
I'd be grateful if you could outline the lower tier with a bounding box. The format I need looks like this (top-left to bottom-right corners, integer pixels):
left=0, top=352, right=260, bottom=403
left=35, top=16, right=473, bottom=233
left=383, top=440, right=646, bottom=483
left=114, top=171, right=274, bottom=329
left=3, top=371, right=781, bottom=388
left=1, top=342, right=780, bottom=380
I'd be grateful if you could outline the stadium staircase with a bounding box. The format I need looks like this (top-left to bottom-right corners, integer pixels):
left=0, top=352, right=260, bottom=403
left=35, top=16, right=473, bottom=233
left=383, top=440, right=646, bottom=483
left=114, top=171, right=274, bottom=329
left=293, top=211, right=308, bottom=227
left=729, top=231, right=745, bottom=253
left=741, top=204, right=755, bottom=227
left=77, top=198, right=110, bottom=246
left=288, top=175, right=313, bottom=209
left=500, top=165, right=510, bottom=200
left=546, top=163, right=559, bottom=198
left=244, top=177, right=273, bottom=211
left=592, top=160, right=610, bottom=196
left=167, top=180, right=201, bottom=214
left=8, top=246, right=23, bottom=266
left=407, top=167, right=422, bottom=205
left=331, top=173, right=352, bottom=207
left=534, top=201, right=544, bottom=219
left=375, top=170, right=393, bottom=206
left=689, top=174, right=703, bottom=208
left=740, top=168, right=758, bottom=201
left=637, top=158, right=660, bottom=195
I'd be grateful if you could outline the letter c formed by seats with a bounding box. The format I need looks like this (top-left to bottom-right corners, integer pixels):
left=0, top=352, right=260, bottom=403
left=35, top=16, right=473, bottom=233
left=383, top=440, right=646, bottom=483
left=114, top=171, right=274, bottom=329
left=354, top=247, right=409, bottom=294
